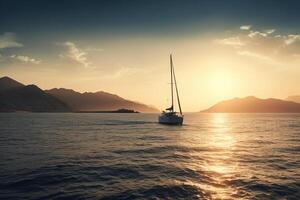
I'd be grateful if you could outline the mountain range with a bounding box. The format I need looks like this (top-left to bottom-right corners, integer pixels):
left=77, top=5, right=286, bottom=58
left=0, top=77, right=70, bottom=112
left=2, top=76, right=300, bottom=113
left=286, top=95, right=300, bottom=104
left=0, top=76, right=158, bottom=112
left=45, top=88, right=158, bottom=112
left=201, top=96, right=300, bottom=113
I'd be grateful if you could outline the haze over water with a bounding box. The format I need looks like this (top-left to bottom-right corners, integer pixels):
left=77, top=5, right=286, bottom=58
left=1, top=113, right=299, bottom=199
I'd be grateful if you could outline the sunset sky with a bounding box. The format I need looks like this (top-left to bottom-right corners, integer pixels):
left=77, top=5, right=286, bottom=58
left=1, top=0, right=300, bottom=111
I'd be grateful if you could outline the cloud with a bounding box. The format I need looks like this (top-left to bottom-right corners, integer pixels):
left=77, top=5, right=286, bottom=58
left=265, top=29, right=275, bottom=34
left=60, top=41, right=92, bottom=68
left=284, top=34, right=300, bottom=45
left=248, top=31, right=268, bottom=38
left=215, top=36, right=244, bottom=48
left=248, top=29, right=275, bottom=38
left=107, top=66, right=130, bottom=79
left=85, top=47, right=104, bottom=52
left=240, top=25, right=251, bottom=30
left=101, top=63, right=150, bottom=80
left=10, top=54, right=41, bottom=64
left=215, top=25, right=300, bottom=64
left=237, top=51, right=274, bottom=62
left=0, top=32, right=23, bottom=49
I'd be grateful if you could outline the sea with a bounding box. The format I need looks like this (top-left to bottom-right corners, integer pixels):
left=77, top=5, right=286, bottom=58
left=0, top=113, right=299, bottom=200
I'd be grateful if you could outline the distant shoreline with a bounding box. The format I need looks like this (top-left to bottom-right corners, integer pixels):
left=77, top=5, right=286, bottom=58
left=0, top=110, right=140, bottom=114
left=0, top=109, right=140, bottom=113
left=76, top=109, right=139, bottom=113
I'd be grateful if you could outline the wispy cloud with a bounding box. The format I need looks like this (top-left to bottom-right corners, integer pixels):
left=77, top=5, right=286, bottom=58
left=240, top=25, right=251, bottom=30
left=10, top=54, right=41, bottom=64
left=101, top=64, right=150, bottom=80
left=0, top=32, right=23, bottom=49
left=215, top=36, right=244, bottom=48
left=60, top=41, right=92, bottom=68
left=85, top=47, right=104, bottom=52
left=248, top=29, right=275, bottom=38
left=284, top=34, right=300, bottom=45
left=265, top=29, right=275, bottom=34
left=107, top=66, right=131, bottom=79
left=237, top=51, right=274, bottom=62
left=248, top=31, right=268, bottom=38
left=215, top=25, right=300, bottom=64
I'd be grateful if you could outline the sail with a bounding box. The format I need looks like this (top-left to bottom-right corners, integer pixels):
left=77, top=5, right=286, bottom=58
left=170, top=54, right=174, bottom=112
left=171, top=55, right=182, bottom=115
left=166, top=105, right=173, bottom=111
left=164, top=54, right=182, bottom=115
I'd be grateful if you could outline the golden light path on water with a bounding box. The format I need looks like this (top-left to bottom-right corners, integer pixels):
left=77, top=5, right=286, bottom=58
left=204, top=113, right=238, bottom=199
left=177, top=113, right=241, bottom=199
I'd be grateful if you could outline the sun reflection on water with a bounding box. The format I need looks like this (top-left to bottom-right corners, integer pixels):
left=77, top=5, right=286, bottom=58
left=181, top=113, right=240, bottom=199
left=208, top=113, right=235, bottom=149
left=204, top=113, right=239, bottom=199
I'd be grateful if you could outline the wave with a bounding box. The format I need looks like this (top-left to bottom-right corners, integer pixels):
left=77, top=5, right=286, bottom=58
left=100, top=184, right=209, bottom=200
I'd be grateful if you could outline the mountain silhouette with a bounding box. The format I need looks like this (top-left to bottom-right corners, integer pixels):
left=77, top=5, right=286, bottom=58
left=0, top=83, right=71, bottom=112
left=45, top=88, right=159, bottom=113
left=0, top=76, right=24, bottom=91
left=201, top=96, right=300, bottom=113
left=0, top=76, right=158, bottom=113
left=286, top=95, right=300, bottom=104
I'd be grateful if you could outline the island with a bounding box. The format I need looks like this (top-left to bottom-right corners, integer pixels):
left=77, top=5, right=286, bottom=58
left=76, top=109, right=139, bottom=113
left=201, top=96, right=300, bottom=113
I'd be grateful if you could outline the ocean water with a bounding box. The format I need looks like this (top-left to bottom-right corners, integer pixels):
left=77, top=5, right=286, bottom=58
left=0, top=113, right=299, bottom=200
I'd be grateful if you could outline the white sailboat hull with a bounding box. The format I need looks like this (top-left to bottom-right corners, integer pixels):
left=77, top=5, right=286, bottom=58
left=158, top=112, right=183, bottom=125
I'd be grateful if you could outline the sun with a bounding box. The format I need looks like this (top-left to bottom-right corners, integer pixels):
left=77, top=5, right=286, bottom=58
left=210, top=70, right=236, bottom=100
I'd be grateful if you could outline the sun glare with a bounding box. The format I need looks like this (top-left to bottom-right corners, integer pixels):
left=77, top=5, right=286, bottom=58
left=210, top=70, right=236, bottom=100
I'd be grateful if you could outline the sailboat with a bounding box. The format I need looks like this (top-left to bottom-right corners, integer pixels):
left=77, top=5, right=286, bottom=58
left=158, top=54, right=183, bottom=125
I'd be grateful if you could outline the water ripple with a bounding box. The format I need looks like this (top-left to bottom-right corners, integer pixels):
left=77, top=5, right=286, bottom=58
left=0, top=113, right=300, bottom=199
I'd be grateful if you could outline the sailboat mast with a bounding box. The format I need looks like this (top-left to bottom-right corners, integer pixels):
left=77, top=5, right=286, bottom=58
left=170, top=54, right=174, bottom=112
left=172, top=56, right=182, bottom=115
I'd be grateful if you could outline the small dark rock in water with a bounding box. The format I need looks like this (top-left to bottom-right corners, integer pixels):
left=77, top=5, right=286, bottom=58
left=113, top=108, right=139, bottom=113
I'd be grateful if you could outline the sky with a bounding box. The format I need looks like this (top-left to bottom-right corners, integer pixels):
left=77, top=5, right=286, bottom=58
left=1, top=0, right=300, bottom=111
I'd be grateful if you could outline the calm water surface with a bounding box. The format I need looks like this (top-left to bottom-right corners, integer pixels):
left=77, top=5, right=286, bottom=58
left=0, top=113, right=299, bottom=199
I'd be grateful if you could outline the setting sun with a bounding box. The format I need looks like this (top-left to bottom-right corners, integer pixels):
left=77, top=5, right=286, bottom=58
left=209, top=70, right=236, bottom=100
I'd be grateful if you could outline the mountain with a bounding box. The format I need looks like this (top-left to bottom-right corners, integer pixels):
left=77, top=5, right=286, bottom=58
left=0, top=84, right=71, bottom=112
left=0, top=76, right=24, bottom=91
left=45, top=88, right=159, bottom=113
left=0, top=76, right=158, bottom=113
left=201, top=96, right=300, bottom=113
left=286, top=95, right=300, bottom=104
